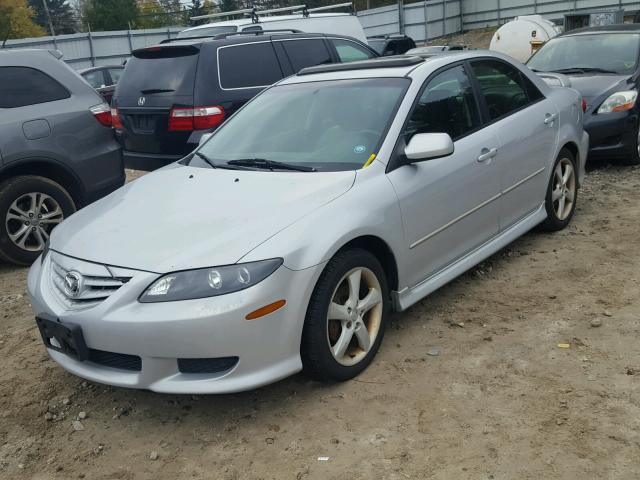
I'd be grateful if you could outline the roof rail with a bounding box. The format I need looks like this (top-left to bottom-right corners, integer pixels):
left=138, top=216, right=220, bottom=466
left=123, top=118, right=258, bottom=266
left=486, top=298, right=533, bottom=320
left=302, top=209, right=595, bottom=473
left=191, top=2, right=354, bottom=22
left=159, top=29, right=304, bottom=44
left=298, top=55, right=424, bottom=76
left=191, top=8, right=254, bottom=21
left=212, top=29, right=303, bottom=39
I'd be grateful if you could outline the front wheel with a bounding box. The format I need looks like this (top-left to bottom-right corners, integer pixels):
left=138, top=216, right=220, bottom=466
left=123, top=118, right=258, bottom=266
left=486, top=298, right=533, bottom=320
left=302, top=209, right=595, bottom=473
left=622, top=120, right=640, bottom=166
left=540, top=148, right=578, bottom=232
left=301, top=248, right=389, bottom=382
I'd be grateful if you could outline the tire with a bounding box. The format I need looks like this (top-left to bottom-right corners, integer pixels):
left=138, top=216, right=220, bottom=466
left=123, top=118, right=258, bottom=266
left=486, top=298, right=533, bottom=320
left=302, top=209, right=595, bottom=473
left=0, top=176, right=75, bottom=265
left=540, top=148, right=578, bottom=232
left=622, top=120, right=640, bottom=166
left=301, top=248, right=389, bottom=382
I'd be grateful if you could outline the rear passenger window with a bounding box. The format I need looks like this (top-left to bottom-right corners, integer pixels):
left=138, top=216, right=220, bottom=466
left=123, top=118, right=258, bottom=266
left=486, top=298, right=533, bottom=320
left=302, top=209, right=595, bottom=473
left=281, top=39, right=332, bottom=72
left=330, top=39, right=375, bottom=63
left=470, top=60, right=541, bottom=120
left=218, top=43, right=283, bottom=89
left=0, top=67, right=70, bottom=108
left=404, top=65, right=481, bottom=142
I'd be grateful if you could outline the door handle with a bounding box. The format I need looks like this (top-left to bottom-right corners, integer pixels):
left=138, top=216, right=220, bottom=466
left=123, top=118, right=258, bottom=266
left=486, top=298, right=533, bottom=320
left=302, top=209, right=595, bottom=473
left=544, top=112, right=558, bottom=124
left=477, top=147, right=498, bottom=163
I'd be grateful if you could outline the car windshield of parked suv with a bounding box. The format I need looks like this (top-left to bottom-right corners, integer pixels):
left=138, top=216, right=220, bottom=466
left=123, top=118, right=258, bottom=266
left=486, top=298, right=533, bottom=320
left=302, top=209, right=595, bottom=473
left=177, top=25, right=237, bottom=38
left=528, top=33, right=640, bottom=75
left=191, top=78, right=409, bottom=172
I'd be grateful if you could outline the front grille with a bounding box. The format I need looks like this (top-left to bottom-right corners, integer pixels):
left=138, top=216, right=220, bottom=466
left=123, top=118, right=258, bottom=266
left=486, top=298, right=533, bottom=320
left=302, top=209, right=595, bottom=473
left=178, top=357, right=239, bottom=374
left=50, top=258, right=131, bottom=310
left=88, top=349, right=142, bottom=372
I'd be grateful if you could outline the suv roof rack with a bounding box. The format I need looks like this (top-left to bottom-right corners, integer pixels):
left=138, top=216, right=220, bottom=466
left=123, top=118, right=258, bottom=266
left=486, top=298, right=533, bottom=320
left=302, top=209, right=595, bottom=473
left=191, top=2, right=354, bottom=22
left=211, top=29, right=303, bottom=39
left=159, top=29, right=304, bottom=44
left=298, top=55, right=424, bottom=76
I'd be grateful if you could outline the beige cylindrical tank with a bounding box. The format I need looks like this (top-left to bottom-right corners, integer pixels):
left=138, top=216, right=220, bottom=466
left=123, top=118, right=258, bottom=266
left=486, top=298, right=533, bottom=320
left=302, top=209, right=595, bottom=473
left=490, top=15, right=561, bottom=62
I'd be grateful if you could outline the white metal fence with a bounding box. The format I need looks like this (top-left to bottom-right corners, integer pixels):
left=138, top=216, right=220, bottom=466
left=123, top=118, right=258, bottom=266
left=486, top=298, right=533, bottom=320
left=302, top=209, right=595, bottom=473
left=2, top=28, right=183, bottom=70
left=3, top=0, right=640, bottom=67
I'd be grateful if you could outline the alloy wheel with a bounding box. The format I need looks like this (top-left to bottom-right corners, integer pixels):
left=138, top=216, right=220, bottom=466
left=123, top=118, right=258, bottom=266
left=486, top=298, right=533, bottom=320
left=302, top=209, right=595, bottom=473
left=5, top=192, right=64, bottom=251
left=326, top=267, right=383, bottom=366
left=551, top=158, right=576, bottom=221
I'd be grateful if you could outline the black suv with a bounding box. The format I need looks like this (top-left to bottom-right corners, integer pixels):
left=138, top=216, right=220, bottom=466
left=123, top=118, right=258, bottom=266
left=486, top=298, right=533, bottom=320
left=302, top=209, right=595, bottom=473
left=112, top=31, right=378, bottom=170
left=367, top=34, right=416, bottom=56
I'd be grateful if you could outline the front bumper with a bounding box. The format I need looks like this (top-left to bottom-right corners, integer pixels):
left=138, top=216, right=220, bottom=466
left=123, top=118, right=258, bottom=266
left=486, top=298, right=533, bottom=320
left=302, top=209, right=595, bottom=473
left=27, top=251, right=323, bottom=394
left=583, top=110, right=637, bottom=159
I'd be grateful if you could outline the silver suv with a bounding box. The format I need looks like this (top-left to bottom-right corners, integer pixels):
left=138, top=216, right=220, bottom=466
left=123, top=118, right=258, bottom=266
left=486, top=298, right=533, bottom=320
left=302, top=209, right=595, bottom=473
left=0, top=49, right=124, bottom=265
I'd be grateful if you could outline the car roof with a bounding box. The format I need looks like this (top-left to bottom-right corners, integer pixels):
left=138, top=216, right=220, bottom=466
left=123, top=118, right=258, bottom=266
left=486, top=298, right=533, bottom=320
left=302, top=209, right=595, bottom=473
left=142, top=31, right=363, bottom=50
left=279, top=50, right=509, bottom=85
left=560, top=23, right=640, bottom=36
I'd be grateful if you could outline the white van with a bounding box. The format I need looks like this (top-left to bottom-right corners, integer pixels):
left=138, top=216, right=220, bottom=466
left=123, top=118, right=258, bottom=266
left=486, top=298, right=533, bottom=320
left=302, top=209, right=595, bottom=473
left=178, top=4, right=367, bottom=43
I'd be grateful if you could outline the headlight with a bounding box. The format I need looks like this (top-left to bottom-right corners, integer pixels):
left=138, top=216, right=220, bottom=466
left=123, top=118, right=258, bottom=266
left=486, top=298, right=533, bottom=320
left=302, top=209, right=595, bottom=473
left=139, top=258, right=283, bottom=303
left=597, top=90, right=638, bottom=114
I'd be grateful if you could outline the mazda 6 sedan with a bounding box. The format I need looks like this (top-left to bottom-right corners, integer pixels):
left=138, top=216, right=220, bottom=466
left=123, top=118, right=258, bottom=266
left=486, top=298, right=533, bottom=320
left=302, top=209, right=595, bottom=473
left=28, top=52, right=588, bottom=394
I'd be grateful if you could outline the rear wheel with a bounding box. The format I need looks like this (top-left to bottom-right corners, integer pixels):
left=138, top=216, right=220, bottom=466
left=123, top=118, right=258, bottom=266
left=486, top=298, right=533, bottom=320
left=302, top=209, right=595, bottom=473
left=301, top=248, right=388, bottom=382
left=540, top=148, right=577, bottom=232
left=0, top=176, right=75, bottom=265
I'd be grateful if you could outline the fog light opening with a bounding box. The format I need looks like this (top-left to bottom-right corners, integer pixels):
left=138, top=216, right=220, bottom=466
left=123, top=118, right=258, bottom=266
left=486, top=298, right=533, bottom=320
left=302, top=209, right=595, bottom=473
left=245, top=299, right=287, bottom=320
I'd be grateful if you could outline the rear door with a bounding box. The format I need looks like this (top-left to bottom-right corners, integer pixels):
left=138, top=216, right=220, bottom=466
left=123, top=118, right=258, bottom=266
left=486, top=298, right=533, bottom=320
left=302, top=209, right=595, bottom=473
left=469, top=58, right=557, bottom=229
left=113, top=45, right=200, bottom=156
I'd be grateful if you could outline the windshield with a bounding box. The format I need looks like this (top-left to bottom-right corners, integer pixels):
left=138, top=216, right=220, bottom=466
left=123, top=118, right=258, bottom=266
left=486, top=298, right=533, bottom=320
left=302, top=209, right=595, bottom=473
left=191, top=78, right=409, bottom=172
left=528, top=33, right=640, bottom=75
left=177, top=25, right=237, bottom=38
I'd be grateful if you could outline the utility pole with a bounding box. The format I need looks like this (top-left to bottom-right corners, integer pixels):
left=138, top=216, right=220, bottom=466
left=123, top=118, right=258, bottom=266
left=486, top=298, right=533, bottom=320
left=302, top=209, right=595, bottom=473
left=41, top=0, right=56, bottom=37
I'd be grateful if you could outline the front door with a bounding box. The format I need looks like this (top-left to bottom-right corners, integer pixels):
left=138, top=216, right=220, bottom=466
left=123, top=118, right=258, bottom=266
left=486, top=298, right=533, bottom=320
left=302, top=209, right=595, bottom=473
left=387, top=64, right=502, bottom=288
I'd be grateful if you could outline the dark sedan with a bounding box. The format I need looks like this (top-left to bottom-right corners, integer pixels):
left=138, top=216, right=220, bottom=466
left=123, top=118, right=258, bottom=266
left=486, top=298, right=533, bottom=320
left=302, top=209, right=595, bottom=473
left=528, top=24, right=640, bottom=165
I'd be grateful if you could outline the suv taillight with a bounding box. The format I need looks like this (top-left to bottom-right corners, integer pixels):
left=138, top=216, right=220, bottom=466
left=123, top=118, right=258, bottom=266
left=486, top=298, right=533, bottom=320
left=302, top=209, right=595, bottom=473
left=90, top=104, right=112, bottom=127
left=168, top=105, right=225, bottom=131
left=111, top=107, right=123, bottom=129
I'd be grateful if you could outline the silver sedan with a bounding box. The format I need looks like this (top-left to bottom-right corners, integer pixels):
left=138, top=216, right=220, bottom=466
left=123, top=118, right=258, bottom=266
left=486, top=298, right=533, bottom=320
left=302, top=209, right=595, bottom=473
left=27, top=51, right=588, bottom=393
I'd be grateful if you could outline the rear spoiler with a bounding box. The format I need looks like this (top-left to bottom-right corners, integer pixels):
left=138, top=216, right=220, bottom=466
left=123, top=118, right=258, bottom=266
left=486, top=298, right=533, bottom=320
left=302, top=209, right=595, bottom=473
left=536, top=72, right=572, bottom=88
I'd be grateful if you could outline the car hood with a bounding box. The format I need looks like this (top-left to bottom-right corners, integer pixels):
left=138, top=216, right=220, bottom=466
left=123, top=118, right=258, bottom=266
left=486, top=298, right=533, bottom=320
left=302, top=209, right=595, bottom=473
left=51, top=164, right=356, bottom=273
left=564, top=74, right=631, bottom=109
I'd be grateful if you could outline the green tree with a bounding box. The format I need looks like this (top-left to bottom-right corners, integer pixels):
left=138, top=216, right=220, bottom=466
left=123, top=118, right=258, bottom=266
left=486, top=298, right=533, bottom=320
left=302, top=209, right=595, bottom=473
left=28, top=0, right=77, bottom=35
left=137, top=0, right=167, bottom=28
left=83, top=0, right=138, bottom=31
left=0, top=0, right=44, bottom=42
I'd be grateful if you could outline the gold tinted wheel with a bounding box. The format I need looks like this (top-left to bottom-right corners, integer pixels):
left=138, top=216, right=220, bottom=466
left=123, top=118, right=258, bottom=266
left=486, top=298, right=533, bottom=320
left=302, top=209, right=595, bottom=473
left=327, top=267, right=383, bottom=366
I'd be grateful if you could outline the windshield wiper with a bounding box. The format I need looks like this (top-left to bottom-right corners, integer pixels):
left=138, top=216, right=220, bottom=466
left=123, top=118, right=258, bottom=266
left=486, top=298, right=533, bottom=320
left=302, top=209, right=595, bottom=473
left=140, top=88, right=175, bottom=94
left=193, top=151, right=248, bottom=170
left=551, top=67, right=618, bottom=74
left=226, top=158, right=316, bottom=172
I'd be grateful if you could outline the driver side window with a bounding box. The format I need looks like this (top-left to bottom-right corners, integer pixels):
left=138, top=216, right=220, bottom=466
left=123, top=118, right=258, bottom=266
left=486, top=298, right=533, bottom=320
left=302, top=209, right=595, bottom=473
left=404, top=65, right=481, bottom=143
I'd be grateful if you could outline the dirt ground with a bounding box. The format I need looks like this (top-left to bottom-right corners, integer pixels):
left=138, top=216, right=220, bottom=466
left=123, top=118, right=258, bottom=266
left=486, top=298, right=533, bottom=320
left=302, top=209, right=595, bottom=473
left=1, top=158, right=640, bottom=479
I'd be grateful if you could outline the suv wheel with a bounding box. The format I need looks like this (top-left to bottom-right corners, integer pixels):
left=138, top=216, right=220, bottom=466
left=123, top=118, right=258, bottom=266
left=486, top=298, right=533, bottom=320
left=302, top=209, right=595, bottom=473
left=301, top=248, right=388, bottom=381
left=0, top=176, right=75, bottom=265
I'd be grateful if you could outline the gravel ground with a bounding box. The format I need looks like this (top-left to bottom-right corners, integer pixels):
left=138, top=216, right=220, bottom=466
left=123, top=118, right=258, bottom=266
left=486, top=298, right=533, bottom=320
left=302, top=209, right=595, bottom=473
left=1, top=159, right=639, bottom=479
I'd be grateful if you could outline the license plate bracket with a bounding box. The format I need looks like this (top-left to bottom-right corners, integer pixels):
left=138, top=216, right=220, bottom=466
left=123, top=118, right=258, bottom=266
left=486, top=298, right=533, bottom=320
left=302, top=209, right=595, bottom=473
left=36, top=314, right=89, bottom=362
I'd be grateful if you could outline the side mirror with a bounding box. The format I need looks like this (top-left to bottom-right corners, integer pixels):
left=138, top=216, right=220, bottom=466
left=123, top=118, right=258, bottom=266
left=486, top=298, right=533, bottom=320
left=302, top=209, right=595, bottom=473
left=198, top=132, right=212, bottom=146
left=404, top=133, right=454, bottom=162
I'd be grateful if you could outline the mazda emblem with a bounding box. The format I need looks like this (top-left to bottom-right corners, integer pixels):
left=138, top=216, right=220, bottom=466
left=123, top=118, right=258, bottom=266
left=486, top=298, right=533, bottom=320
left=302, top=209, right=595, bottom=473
left=63, top=271, right=83, bottom=298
